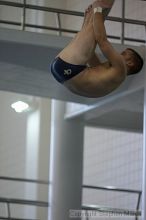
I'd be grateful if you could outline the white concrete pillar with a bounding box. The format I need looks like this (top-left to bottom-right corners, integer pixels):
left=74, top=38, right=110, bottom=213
left=49, top=100, right=84, bottom=220
left=36, top=98, right=51, bottom=220
left=25, top=110, right=40, bottom=219
left=142, top=50, right=146, bottom=220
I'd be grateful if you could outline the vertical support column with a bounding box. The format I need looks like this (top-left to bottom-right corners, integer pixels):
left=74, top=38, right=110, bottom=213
left=56, top=13, right=62, bottom=36
left=25, top=110, right=40, bottom=219
left=7, top=202, right=11, bottom=219
left=121, top=0, right=125, bottom=45
left=142, top=49, right=146, bottom=220
left=21, top=0, right=26, bottom=31
left=49, top=100, right=84, bottom=220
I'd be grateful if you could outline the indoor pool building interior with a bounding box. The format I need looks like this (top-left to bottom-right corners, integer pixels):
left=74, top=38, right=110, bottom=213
left=0, top=0, right=146, bottom=220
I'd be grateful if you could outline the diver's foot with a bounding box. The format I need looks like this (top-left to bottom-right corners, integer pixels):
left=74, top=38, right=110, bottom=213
left=92, top=0, right=115, bottom=9
left=82, top=4, right=93, bottom=28
left=92, top=0, right=115, bottom=18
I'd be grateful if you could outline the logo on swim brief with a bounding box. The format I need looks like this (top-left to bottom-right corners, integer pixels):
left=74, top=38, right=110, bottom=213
left=64, top=69, right=72, bottom=75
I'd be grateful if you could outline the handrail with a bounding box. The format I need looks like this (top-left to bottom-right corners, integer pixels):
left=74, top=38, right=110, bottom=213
left=82, top=204, right=141, bottom=216
left=0, top=1, right=83, bottom=16
left=0, top=196, right=48, bottom=220
left=136, top=192, right=142, bottom=220
left=0, top=0, right=145, bottom=44
left=0, top=218, right=38, bottom=220
left=0, top=197, right=48, bottom=207
left=83, top=185, right=141, bottom=194
left=0, top=20, right=145, bottom=44
left=82, top=185, right=142, bottom=220
left=0, top=0, right=146, bottom=26
left=0, top=178, right=141, bottom=219
left=0, top=176, right=49, bottom=185
left=0, top=177, right=49, bottom=220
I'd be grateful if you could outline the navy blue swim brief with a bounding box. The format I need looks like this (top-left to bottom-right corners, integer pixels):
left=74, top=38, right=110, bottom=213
left=50, top=57, right=87, bottom=83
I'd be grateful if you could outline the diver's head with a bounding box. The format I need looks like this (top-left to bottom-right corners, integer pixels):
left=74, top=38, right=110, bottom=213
left=121, top=48, right=143, bottom=75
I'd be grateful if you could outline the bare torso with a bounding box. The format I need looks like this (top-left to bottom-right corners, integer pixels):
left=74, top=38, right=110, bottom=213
left=64, top=62, right=123, bottom=98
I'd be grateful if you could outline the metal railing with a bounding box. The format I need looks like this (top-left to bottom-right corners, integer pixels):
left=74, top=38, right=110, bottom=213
left=0, top=176, right=142, bottom=219
left=0, top=176, right=49, bottom=185
left=0, top=176, right=49, bottom=220
left=82, top=185, right=142, bottom=220
left=0, top=0, right=146, bottom=44
left=0, top=218, right=38, bottom=220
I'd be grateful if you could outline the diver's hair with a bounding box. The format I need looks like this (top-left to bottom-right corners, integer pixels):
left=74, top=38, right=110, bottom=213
left=127, top=48, right=144, bottom=75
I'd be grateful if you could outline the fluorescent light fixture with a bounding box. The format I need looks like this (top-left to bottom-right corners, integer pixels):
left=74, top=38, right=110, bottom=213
left=11, top=101, right=30, bottom=113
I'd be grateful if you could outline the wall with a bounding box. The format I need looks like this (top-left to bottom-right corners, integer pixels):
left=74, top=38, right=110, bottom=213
left=0, top=2, right=52, bottom=217
left=65, top=101, right=143, bottom=219
left=42, top=0, right=67, bottom=35
left=83, top=126, right=142, bottom=220
left=0, top=0, right=23, bottom=30
left=0, top=91, right=27, bottom=217
left=36, top=98, right=51, bottom=220
left=0, top=91, right=51, bottom=219
left=23, top=96, right=51, bottom=220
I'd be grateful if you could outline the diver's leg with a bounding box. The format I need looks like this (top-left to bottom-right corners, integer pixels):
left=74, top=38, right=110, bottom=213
left=57, top=5, right=96, bottom=65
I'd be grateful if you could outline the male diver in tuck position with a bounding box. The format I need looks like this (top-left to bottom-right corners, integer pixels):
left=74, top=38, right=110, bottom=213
left=50, top=0, right=143, bottom=98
